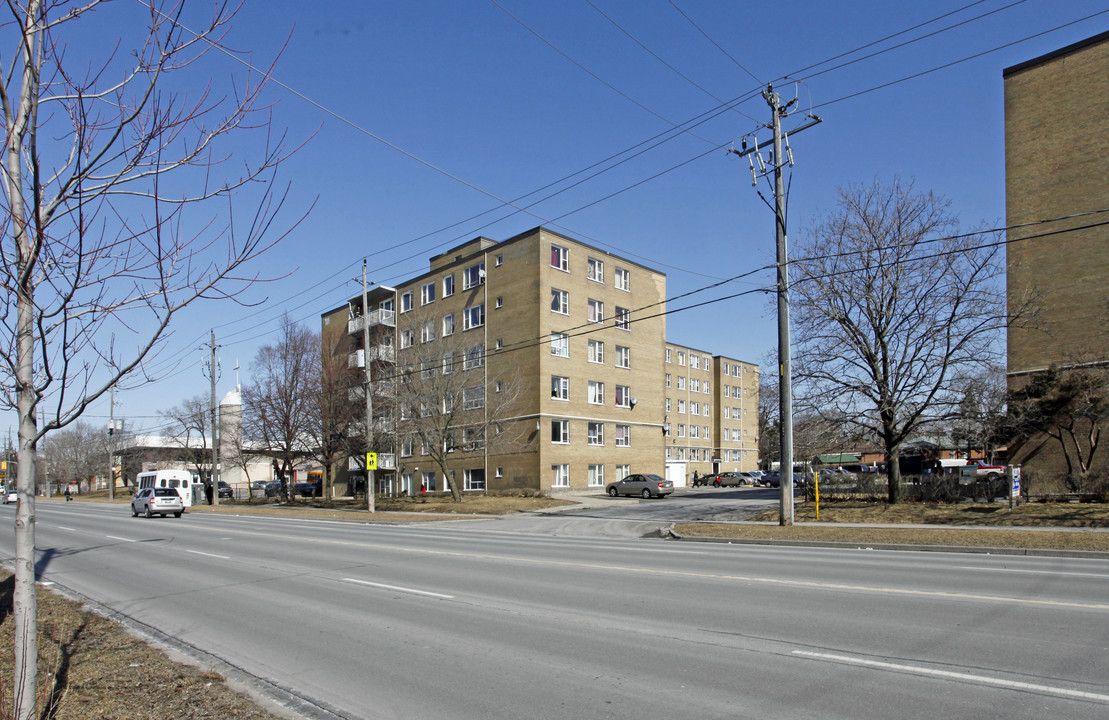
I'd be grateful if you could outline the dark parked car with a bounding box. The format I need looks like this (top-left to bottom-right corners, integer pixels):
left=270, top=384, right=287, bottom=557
left=293, top=481, right=321, bottom=498
left=760, top=472, right=801, bottom=488
left=606, top=474, right=674, bottom=499
left=217, top=481, right=233, bottom=499
left=264, top=481, right=283, bottom=497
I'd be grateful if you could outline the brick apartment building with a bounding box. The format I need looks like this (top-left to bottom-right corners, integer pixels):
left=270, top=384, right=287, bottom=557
left=322, top=226, right=759, bottom=495
left=1004, top=31, right=1109, bottom=475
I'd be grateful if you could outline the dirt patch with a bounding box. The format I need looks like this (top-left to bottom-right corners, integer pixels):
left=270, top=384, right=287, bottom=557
left=0, top=572, right=287, bottom=720
left=675, top=501, right=1109, bottom=552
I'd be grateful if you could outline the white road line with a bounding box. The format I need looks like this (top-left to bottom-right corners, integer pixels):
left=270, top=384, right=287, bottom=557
left=960, top=566, right=1109, bottom=578
left=792, top=651, right=1109, bottom=703
left=105, top=535, right=136, bottom=542
left=185, top=550, right=231, bottom=560
left=342, top=578, right=454, bottom=599
left=58, top=526, right=75, bottom=531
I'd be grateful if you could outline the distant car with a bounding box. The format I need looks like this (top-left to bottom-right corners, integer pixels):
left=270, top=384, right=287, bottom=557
left=131, top=487, right=184, bottom=518
left=761, top=472, right=801, bottom=488
left=712, top=472, right=745, bottom=488
left=4, top=490, right=17, bottom=504
left=264, top=481, right=283, bottom=498
left=293, top=482, right=321, bottom=498
left=606, top=474, right=674, bottom=499
left=217, top=481, right=233, bottom=499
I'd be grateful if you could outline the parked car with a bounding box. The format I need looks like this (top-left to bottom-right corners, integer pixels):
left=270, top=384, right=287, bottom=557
left=293, top=481, right=321, bottom=498
left=217, top=481, right=233, bottom=499
left=762, top=472, right=802, bottom=488
left=606, top=474, right=674, bottom=499
left=131, top=487, right=184, bottom=518
left=711, top=472, right=745, bottom=488
left=4, top=489, right=17, bottom=504
left=264, top=481, right=283, bottom=498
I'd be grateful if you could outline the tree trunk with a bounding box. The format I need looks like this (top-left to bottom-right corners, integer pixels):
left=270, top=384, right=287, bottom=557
left=886, top=446, right=902, bottom=504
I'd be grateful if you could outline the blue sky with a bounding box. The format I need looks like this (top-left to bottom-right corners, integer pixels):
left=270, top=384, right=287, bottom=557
left=15, top=0, right=1109, bottom=436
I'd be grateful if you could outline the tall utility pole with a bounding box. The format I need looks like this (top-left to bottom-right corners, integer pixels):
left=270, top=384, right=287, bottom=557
left=108, top=386, right=115, bottom=501
left=362, top=261, right=375, bottom=513
left=208, top=330, right=220, bottom=506
left=731, top=84, right=821, bottom=526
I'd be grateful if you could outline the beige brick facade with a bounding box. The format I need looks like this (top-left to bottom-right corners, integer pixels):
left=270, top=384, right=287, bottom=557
left=324, top=227, right=759, bottom=494
left=1004, top=31, right=1109, bottom=475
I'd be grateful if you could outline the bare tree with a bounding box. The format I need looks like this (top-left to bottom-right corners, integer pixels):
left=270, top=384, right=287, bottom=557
left=949, top=368, right=1008, bottom=462
left=393, top=310, right=524, bottom=502
left=0, top=4, right=300, bottom=715
left=312, top=317, right=365, bottom=499
left=159, top=395, right=213, bottom=482
left=1007, top=366, right=1108, bottom=486
left=241, top=315, right=319, bottom=502
left=790, top=179, right=1008, bottom=503
left=40, top=420, right=102, bottom=492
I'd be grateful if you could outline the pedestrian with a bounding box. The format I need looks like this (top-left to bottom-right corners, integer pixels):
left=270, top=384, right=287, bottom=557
left=205, top=481, right=214, bottom=505
left=65, top=486, right=72, bottom=501
left=420, top=482, right=427, bottom=497
left=692, top=470, right=699, bottom=486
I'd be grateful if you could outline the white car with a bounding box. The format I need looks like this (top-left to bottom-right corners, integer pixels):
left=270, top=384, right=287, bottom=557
left=131, top=487, right=184, bottom=518
left=3, top=490, right=16, bottom=504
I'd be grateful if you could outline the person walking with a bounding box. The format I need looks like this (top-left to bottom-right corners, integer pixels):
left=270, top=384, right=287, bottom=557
left=65, top=486, right=72, bottom=501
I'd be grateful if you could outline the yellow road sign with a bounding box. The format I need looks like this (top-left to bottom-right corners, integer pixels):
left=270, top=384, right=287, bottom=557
left=366, top=452, right=377, bottom=471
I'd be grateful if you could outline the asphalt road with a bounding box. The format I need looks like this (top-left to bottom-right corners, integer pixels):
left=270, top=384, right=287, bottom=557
left=3, top=501, right=1108, bottom=720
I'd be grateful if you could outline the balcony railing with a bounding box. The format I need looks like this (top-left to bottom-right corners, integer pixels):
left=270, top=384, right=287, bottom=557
left=348, top=345, right=396, bottom=368
left=348, top=308, right=396, bottom=335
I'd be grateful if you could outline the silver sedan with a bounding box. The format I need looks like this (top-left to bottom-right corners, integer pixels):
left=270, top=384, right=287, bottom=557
left=606, top=474, right=674, bottom=499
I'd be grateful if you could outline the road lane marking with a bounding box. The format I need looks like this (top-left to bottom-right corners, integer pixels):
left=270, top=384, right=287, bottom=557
left=792, top=650, right=1109, bottom=703
left=104, top=535, right=137, bottom=542
left=960, top=566, right=1109, bottom=579
left=342, top=578, right=454, bottom=599
left=58, top=526, right=75, bottom=531
left=186, top=550, right=231, bottom=560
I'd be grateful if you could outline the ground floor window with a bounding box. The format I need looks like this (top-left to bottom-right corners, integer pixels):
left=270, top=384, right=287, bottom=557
left=551, top=464, right=569, bottom=487
left=464, top=468, right=486, bottom=491
left=422, top=471, right=436, bottom=492
left=588, top=464, right=604, bottom=486
left=615, top=464, right=630, bottom=479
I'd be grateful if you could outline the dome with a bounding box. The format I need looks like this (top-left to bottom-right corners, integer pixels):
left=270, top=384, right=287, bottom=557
left=220, top=386, right=242, bottom=407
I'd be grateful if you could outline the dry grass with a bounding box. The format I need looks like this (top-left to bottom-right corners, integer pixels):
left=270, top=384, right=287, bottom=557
left=676, top=501, right=1109, bottom=551
left=0, top=573, right=285, bottom=720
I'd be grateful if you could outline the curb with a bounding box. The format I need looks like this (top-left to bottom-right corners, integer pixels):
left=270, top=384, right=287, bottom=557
left=665, top=527, right=1109, bottom=559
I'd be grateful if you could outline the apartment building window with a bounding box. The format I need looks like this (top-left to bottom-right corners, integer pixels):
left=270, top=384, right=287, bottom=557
left=443, top=274, right=455, bottom=297
left=442, top=394, right=454, bottom=413
left=442, top=352, right=455, bottom=374
left=551, top=288, right=569, bottom=315
left=400, top=328, right=414, bottom=349
left=704, top=403, right=711, bottom=416
left=677, top=399, right=685, bottom=414
left=615, top=345, right=630, bottom=368
left=677, top=376, right=686, bottom=390
left=723, top=407, right=730, bottom=419
left=615, top=385, right=631, bottom=408
left=587, top=298, right=604, bottom=323
left=665, top=348, right=672, bottom=363
left=588, top=422, right=604, bottom=446
left=691, top=379, right=700, bottom=392
left=690, top=355, right=700, bottom=370
left=464, top=344, right=484, bottom=370
left=551, top=464, right=570, bottom=487
left=463, top=262, right=485, bottom=289
left=665, top=398, right=672, bottom=412
left=495, top=380, right=503, bottom=393
left=614, top=267, right=630, bottom=291
left=551, top=375, right=569, bottom=401
left=704, top=381, right=710, bottom=394
left=495, top=254, right=503, bottom=266
left=704, top=425, right=710, bottom=440
left=421, top=282, right=436, bottom=305
left=703, top=356, right=711, bottom=370
left=464, top=469, right=486, bottom=491
left=420, top=402, right=431, bottom=418
left=663, top=422, right=671, bottom=436
left=462, top=425, right=485, bottom=450
left=690, top=425, right=700, bottom=439
left=421, top=359, right=436, bottom=379
left=587, top=257, right=604, bottom=283
left=677, top=424, right=686, bottom=438
left=732, top=429, right=741, bottom=442
left=400, top=291, right=413, bottom=313
left=421, top=320, right=435, bottom=344
left=551, top=244, right=569, bottom=271
left=551, top=420, right=569, bottom=444
left=615, top=424, right=630, bottom=447
left=401, top=435, right=414, bottom=457
left=678, top=351, right=686, bottom=366
left=690, top=401, right=700, bottom=416
left=495, top=296, right=503, bottom=309
left=463, top=304, right=484, bottom=330
left=588, top=381, right=604, bottom=405
left=588, top=464, right=605, bottom=487
left=551, top=332, right=569, bottom=357
left=463, top=385, right=485, bottom=410
left=442, top=313, right=455, bottom=337
left=665, top=373, right=671, bottom=388
left=495, top=466, right=504, bottom=478
left=614, top=306, right=630, bottom=331
left=588, top=339, right=604, bottom=364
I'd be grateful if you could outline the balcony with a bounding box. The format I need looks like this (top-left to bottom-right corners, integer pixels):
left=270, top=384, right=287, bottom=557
left=348, top=344, right=396, bottom=368
left=348, top=308, right=396, bottom=335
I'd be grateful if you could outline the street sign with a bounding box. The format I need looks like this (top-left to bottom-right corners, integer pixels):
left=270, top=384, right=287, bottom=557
left=1010, top=465, right=1021, bottom=510
left=366, top=452, right=377, bottom=471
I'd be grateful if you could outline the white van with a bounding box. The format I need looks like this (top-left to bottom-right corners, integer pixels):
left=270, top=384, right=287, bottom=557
left=135, top=470, right=198, bottom=507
